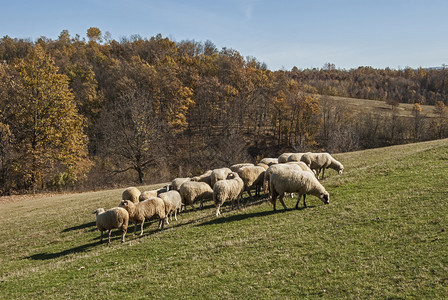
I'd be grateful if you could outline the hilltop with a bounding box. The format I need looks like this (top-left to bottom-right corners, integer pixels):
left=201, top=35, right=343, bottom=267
left=0, top=138, right=447, bottom=298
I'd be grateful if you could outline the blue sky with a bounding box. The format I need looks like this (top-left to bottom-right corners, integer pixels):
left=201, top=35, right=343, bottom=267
left=1, top=0, right=448, bottom=70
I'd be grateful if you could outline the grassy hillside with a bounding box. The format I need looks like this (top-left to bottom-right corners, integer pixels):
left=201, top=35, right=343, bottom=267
left=320, top=95, right=438, bottom=119
left=1, top=139, right=447, bottom=299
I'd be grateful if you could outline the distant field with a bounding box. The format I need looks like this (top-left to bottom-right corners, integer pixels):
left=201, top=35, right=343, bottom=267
left=320, top=95, right=438, bottom=119
left=0, top=139, right=447, bottom=298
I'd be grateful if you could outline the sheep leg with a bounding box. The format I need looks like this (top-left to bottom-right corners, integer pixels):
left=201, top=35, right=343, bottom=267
left=121, top=228, right=126, bottom=243
left=278, top=194, right=288, bottom=210
left=133, top=222, right=138, bottom=235
left=321, top=168, right=325, bottom=180
left=139, top=220, right=144, bottom=236
left=165, top=217, right=170, bottom=225
left=159, top=218, right=165, bottom=230
left=303, top=194, right=307, bottom=208
left=270, top=191, right=277, bottom=211
left=100, top=230, right=103, bottom=243
left=108, top=229, right=112, bottom=244
left=215, top=205, right=221, bottom=217
left=174, top=209, right=178, bottom=221
left=295, top=194, right=302, bottom=209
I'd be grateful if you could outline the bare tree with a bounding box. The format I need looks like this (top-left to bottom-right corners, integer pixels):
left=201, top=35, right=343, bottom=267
left=97, top=89, right=169, bottom=183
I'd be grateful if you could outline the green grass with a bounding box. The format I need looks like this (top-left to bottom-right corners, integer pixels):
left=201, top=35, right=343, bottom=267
left=1, top=139, right=447, bottom=299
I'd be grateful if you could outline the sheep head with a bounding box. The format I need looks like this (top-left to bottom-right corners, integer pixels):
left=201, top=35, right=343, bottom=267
left=320, top=192, right=330, bottom=205
left=93, top=208, right=105, bottom=215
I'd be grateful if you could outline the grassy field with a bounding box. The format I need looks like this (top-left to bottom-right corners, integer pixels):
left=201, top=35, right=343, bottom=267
left=1, top=139, right=447, bottom=299
left=320, top=95, right=438, bottom=119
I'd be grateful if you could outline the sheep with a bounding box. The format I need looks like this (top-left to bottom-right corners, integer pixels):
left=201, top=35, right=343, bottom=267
left=230, top=163, right=254, bottom=172
left=140, top=190, right=158, bottom=201
left=237, top=165, right=266, bottom=198
left=122, top=187, right=141, bottom=203
left=300, top=152, right=344, bottom=179
left=191, top=170, right=213, bottom=187
left=214, top=172, right=245, bottom=217
left=93, top=207, right=129, bottom=244
left=139, top=185, right=170, bottom=201
left=278, top=153, right=294, bottom=163
left=171, top=177, right=191, bottom=191
left=287, top=153, right=306, bottom=162
left=269, top=168, right=329, bottom=211
left=259, top=158, right=278, bottom=166
left=210, top=167, right=232, bottom=187
left=256, top=162, right=269, bottom=170
left=158, top=190, right=182, bottom=224
left=118, top=198, right=166, bottom=236
left=263, top=163, right=304, bottom=193
left=179, top=181, right=214, bottom=211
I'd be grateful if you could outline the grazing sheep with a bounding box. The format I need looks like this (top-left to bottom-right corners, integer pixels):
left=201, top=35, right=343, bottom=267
left=237, top=165, right=266, bottom=198
left=300, top=152, right=344, bottom=179
left=158, top=190, right=182, bottom=224
left=287, top=153, right=306, bottom=162
left=285, top=161, right=313, bottom=172
left=278, top=153, right=294, bottom=163
left=140, top=190, right=158, bottom=201
left=93, top=207, right=129, bottom=244
left=191, top=170, right=213, bottom=187
left=269, top=168, right=329, bottom=211
left=214, top=172, right=245, bottom=217
left=210, top=167, right=232, bottom=187
left=118, top=198, right=166, bottom=236
left=139, top=186, right=170, bottom=201
left=230, top=163, right=254, bottom=172
left=122, top=187, right=141, bottom=203
left=179, top=181, right=214, bottom=211
left=256, top=162, right=269, bottom=170
left=263, top=163, right=304, bottom=193
left=259, top=158, right=278, bottom=166
left=171, top=177, right=191, bottom=191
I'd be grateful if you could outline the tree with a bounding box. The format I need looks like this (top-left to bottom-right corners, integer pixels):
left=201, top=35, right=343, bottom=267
left=411, top=103, right=425, bottom=142
left=97, top=89, right=169, bottom=183
left=0, top=45, right=90, bottom=192
left=87, top=27, right=102, bottom=43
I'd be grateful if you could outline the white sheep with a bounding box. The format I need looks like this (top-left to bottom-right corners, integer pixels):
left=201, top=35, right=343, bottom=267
left=210, top=167, right=232, bottom=187
left=171, top=177, right=191, bottom=191
left=214, top=172, right=245, bottom=217
left=191, top=170, right=213, bottom=187
left=269, top=168, right=329, bottom=211
left=230, top=163, right=254, bottom=172
left=300, top=152, right=344, bottom=179
left=118, top=198, right=166, bottom=236
left=139, top=190, right=158, bottom=201
left=237, top=165, right=266, bottom=198
left=122, top=187, right=141, bottom=203
left=139, top=185, right=170, bottom=201
left=259, top=158, right=278, bottom=166
left=93, top=207, right=129, bottom=244
left=179, top=181, right=214, bottom=211
left=278, top=153, right=294, bottom=163
left=263, top=163, right=304, bottom=193
left=158, top=190, right=182, bottom=224
left=287, top=153, right=306, bottom=162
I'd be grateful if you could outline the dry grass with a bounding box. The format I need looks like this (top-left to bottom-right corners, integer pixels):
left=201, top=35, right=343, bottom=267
left=320, top=95, right=438, bottom=118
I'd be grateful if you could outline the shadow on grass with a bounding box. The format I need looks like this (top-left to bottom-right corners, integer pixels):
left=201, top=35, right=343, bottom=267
left=61, top=221, right=96, bottom=233
left=26, top=241, right=99, bottom=260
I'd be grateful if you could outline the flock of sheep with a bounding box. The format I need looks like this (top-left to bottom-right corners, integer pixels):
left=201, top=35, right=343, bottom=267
left=94, top=152, right=344, bottom=244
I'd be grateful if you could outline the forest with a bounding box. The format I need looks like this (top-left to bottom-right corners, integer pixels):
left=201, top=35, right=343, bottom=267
left=1, top=28, right=448, bottom=194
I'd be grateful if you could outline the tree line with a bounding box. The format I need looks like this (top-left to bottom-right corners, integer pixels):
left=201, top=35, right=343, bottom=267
left=0, top=28, right=447, bottom=195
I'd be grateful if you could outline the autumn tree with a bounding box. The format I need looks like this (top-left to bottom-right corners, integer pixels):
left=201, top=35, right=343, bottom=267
left=87, top=27, right=102, bottom=43
left=0, top=45, right=90, bottom=192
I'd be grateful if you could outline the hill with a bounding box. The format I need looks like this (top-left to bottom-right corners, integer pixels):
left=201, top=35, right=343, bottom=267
left=319, top=95, right=438, bottom=119
left=1, top=139, right=447, bottom=298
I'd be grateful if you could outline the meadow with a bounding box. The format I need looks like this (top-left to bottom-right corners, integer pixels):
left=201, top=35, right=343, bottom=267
left=0, top=139, right=447, bottom=299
